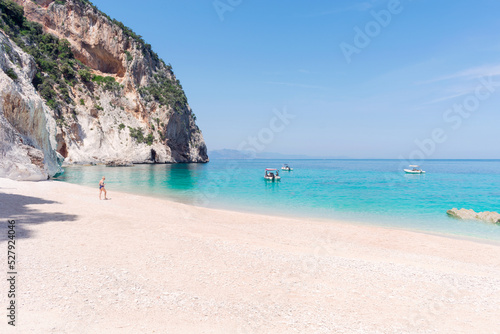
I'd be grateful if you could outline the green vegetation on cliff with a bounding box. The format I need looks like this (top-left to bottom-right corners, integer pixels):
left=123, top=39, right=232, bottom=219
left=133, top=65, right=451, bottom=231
left=91, top=74, right=121, bottom=92
left=3, top=67, right=17, bottom=80
left=138, top=71, right=188, bottom=113
left=127, top=126, right=154, bottom=146
left=1, top=0, right=191, bottom=119
left=0, top=0, right=83, bottom=115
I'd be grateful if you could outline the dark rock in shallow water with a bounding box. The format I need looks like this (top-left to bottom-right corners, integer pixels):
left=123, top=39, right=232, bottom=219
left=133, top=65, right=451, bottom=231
left=105, top=160, right=133, bottom=167
left=447, top=208, right=500, bottom=224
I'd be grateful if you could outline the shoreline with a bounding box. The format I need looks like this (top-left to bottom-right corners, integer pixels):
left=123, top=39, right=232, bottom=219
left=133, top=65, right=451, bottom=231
left=56, top=177, right=500, bottom=247
left=1, top=177, right=499, bottom=333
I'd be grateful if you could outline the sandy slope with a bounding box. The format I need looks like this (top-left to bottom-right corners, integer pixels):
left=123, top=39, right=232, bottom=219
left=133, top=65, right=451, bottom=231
left=0, top=177, right=499, bottom=333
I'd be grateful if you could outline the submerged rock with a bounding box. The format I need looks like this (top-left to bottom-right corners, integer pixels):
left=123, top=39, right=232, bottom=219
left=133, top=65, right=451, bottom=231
left=447, top=208, right=500, bottom=224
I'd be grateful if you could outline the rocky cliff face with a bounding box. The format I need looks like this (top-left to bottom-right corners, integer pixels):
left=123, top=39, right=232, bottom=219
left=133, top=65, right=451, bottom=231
left=0, top=0, right=207, bottom=180
left=0, top=30, right=62, bottom=180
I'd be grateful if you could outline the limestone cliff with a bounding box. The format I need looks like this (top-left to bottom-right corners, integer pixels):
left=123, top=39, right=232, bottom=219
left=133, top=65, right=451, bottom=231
left=0, top=29, right=62, bottom=180
left=0, top=0, right=207, bottom=181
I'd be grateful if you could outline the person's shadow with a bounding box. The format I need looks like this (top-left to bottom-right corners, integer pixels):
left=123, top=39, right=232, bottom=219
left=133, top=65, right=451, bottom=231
left=0, top=192, right=78, bottom=242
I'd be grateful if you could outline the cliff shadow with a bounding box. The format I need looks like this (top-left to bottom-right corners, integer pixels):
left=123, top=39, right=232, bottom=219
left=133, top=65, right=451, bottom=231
left=0, top=192, right=78, bottom=241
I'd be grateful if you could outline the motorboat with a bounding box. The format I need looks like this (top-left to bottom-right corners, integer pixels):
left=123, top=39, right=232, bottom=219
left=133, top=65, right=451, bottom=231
left=264, top=168, right=281, bottom=181
left=281, top=164, right=293, bottom=171
left=404, top=165, right=426, bottom=174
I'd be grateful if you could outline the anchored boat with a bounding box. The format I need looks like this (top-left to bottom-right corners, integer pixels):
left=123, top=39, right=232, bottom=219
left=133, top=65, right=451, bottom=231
left=404, top=165, right=426, bottom=174
left=264, top=168, right=281, bottom=181
left=281, top=164, right=293, bottom=171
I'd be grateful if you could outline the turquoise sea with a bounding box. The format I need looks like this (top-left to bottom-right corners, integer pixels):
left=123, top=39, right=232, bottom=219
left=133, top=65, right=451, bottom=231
left=55, top=159, right=500, bottom=241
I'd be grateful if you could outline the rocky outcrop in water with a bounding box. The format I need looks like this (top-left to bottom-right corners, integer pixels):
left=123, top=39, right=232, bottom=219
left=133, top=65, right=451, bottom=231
left=447, top=208, right=500, bottom=224
left=0, top=0, right=208, bottom=180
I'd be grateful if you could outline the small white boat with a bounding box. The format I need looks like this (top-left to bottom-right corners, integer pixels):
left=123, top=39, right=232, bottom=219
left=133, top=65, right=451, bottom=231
left=264, top=168, right=281, bottom=181
left=404, top=165, right=426, bottom=174
left=281, top=164, right=293, bottom=171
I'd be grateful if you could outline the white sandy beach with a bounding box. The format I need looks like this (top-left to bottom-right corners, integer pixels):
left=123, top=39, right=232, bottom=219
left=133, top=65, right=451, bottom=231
left=0, top=177, right=499, bottom=333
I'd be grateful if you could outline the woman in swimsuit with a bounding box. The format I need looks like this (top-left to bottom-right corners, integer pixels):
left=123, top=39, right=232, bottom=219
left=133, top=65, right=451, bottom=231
left=99, top=176, right=108, bottom=200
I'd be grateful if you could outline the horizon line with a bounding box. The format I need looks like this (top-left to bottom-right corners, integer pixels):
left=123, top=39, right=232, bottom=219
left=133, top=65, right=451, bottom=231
left=209, top=158, right=500, bottom=161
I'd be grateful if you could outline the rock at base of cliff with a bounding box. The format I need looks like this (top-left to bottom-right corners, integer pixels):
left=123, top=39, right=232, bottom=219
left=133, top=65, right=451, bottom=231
left=447, top=208, right=500, bottom=224
left=105, top=159, right=133, bottom=167
left=0, top=144, right=49, bottom=181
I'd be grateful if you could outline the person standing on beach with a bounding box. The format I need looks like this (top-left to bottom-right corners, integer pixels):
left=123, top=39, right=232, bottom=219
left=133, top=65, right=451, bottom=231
left=99, top=176, right=108, bottom=200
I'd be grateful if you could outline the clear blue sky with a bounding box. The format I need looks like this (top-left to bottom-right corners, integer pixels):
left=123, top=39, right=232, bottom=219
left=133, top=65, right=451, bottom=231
left=91, top=0, right=500, bottom=159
